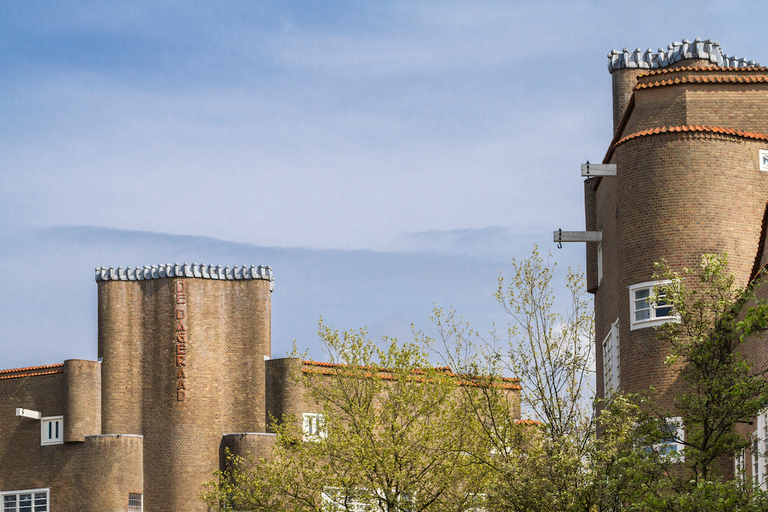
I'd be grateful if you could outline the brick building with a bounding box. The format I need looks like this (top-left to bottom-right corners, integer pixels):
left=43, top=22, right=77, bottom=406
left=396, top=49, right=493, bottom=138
left=0, top=263, right=522, bottom=511
left=587, top=39, right=768, bottom=480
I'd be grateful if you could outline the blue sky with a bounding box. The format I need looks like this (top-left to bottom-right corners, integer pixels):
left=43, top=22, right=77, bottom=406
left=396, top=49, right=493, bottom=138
left=1, top=1, right=766, bottom=368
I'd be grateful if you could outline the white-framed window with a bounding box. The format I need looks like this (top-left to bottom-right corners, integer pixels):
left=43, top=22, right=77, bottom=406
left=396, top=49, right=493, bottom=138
left=322, top=489, right=419, bottom=512
left=128, top=493, right=142, bottom=512
left=1, top=488, right=49, bottom=512
left=303, top=413, right=326, bottom=441
left=40, top=417, right=63, bottom=446
left=597, top=242, right=603, bottom=286
left=602, top=319, right=620, bottom=399
left=322, top=488, right=374, bottom=512
left=656, top=417, right=684, bottom=460
left=629, top=280, right=675, bottom=330
left=760, top=149, right=768, bottom=172
left=755, top=409, right=768, bottom=489
left=736, top=449, right=746, bottom=481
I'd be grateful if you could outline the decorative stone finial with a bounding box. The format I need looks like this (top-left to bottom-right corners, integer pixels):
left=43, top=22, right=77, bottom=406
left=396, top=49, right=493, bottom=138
left=608, top=38, right=761, bottom=72
left=95, top=263, right=275, bottom=291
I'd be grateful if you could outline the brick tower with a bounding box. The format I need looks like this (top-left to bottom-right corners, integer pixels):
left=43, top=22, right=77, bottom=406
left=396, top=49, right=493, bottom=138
left=586, top=39, right=768, bottom=415
left=97, top=263, right=273, bottom=512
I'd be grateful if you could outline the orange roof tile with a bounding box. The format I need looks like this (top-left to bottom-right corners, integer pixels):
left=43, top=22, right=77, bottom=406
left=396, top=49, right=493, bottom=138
left=302, top=360, right=519, bottom=382
left=302, top=361, right=522, bottom=389
left=0, top=363, right=64, bottom=375
left=605, top=125, right=768, bottom=162
left=0, top=364, right=65, bottom=380
left=636, top=74, right=768, bottom=90
left=515, top=419, right=541, bottom=425
left=638, top=65, right=768, bottom=78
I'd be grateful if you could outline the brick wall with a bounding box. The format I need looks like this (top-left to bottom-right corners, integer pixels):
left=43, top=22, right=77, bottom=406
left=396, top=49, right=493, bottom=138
left=593, top=64, right=768, bottom=409
left=0, top=370, right=142, bottom=512
left=99, top=276, right=272, bottom=512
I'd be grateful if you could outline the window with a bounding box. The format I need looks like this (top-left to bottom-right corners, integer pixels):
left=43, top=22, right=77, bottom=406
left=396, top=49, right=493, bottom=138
left=322, top=488, right=374, bottom=512
left=1, top=489, right=49, bottom=512
left=602, top=319, right=620, bottom=398
left=322, top=489, right=419, bottom=512
left=128, top=493, right=142, bottom=512
left=760, top=149, right=768, bottom=172
left=40, top=417, right=62, bottom=446
left=736, top=449, right=746, bottom=481
left=629, top=280, right=675, bottom=330
left=755, top=409, right=768, bottom=489
left=656, top=417, right=684, bottom=460
left=303, top=413, right=326, bottom=441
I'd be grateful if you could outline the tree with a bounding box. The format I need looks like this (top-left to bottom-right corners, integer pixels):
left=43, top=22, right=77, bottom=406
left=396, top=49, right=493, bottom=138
left=630, top=255, right=768, bottom=507
left=431, top=246, right=600, bottom=512
left=432, top=250, right=768, bottom=512
left=592, top=254, right=768, bottom=511
left=202, top=323, right=491, bottom=511
left=204, top=249, right=768, bottom=511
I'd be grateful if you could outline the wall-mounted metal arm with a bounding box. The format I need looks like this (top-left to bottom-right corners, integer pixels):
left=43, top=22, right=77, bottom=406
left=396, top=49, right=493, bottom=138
left=581, top=162, right=617, bottom=177
left=553, top=230, right=603, bottom=244
left=16, top=408, right=42, bottom=420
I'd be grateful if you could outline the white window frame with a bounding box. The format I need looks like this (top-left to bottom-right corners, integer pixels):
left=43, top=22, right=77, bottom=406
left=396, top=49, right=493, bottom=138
left=1, top=488, right=49, bottom=512
left=629, top=280, right=676, bottom=330
left=303, top=413, right=326, bottom=441
left=602, top=318, right=620, bottom=399
left=40, top=416, right=63, bottom=446
left=756, top=409, right=768, bottom=489
left=128, top=492, right=143, bottom=512
left=322, top=488, right=374, bottom=512
left=760, top=149, right=768, bottom=172
left=735, top=448, right=746, bottom=481
left=655, top=417, right=684, bottom=460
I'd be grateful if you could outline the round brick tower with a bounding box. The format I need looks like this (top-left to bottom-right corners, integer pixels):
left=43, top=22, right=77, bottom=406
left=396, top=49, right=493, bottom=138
left=591, top=39, right=768, bottom=411
left=97, top=263, right=273, bottom=512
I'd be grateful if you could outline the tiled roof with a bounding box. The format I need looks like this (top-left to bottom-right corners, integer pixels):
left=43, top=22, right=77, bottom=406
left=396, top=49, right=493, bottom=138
left=302, top=360, right=522, bottom=389
left=636, top=74, right=768, bottom=90
left=638, top=65, right=768, bottom=77
left=0, top=363, right=64, bottom=380
left=605, top=125, right=768, bottom=162
left=617, top=125, right=768, bottom=145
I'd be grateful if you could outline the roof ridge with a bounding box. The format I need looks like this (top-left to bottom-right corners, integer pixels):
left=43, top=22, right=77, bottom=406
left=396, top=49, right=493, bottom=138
left=0, top=363, right=65, bottom=375
left=606, top=125, right=768, bottom=160
left=636, top=75, right=768, bottom=90
left=639, top=65, right=768, bottom=77
left=302, top=366, right=523, bottom=389
left=0, top=369, right=65, bottom=380
left=302, top=360, right=521, bottom=382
